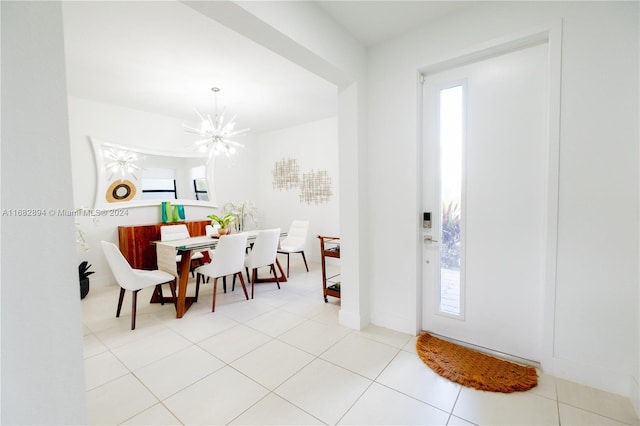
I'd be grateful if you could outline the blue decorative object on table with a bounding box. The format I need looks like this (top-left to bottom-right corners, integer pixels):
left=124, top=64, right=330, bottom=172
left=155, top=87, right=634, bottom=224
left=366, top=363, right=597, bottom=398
left=161, top=201, right=172, bottom=223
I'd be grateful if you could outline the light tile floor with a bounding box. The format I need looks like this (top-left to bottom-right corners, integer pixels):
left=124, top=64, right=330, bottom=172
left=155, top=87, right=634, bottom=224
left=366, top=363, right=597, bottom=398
left=82, top=261, right=639, bottom=425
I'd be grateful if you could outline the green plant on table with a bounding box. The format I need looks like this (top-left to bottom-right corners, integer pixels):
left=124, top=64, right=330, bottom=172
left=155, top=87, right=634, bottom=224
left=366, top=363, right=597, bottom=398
left=207, top=212, right=237, bottom=229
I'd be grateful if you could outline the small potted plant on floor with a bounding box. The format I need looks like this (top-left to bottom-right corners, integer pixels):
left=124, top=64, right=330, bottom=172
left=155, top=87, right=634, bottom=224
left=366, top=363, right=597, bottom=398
left=79, top=261, right=94, bottom=299
left=207, top=212, right=237, bottom=235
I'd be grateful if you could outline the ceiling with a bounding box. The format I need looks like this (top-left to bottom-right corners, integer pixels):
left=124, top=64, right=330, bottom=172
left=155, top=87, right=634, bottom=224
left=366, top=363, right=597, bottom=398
left=62, top=1, right=474, bottom=134
left=316, top=1, right=475, bottom=47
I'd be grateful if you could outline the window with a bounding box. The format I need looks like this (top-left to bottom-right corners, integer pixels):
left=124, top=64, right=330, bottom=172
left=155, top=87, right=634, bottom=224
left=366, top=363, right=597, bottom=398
left=141, top=168, right=177, bottom=200
left=190, top=165, right=208, bottom=201
left=439, top=84, right=464, bottom=316
left=193, top=179, right=208, bottom=201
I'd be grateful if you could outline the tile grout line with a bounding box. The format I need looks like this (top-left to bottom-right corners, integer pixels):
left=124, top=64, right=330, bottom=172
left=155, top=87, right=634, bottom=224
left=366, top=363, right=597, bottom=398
left=445, top=386, right=465, bottom=425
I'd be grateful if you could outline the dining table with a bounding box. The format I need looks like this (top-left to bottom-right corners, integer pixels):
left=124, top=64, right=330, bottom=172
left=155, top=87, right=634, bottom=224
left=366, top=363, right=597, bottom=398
left=152, top=230, right=288, bottom=318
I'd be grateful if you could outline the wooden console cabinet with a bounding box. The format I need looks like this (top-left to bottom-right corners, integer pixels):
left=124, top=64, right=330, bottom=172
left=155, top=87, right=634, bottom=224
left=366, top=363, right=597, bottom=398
left=118, top=220, right=210, bottom=270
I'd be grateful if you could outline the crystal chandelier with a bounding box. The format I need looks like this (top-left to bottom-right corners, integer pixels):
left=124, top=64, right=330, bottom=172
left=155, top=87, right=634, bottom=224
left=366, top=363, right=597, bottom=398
left=183, top=87, right=249, bottom=160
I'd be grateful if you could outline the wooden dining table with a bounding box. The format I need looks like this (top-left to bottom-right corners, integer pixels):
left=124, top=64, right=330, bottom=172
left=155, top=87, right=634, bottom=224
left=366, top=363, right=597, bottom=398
left=152, top=230, right=288, bottom=318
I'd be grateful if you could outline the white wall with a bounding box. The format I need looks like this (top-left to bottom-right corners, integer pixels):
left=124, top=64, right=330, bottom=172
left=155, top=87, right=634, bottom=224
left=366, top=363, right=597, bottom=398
left=1, top=2, right=87, bottom=423
left=254, top=118, right=340, bottom=261
left=67, top=96, right=338, bottom=287
left=366, top=0, right=638, bottom=409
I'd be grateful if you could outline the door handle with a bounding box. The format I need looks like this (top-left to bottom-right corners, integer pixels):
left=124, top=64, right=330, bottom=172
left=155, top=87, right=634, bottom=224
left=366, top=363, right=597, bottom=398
left=424, top=235, right=439, bottom=243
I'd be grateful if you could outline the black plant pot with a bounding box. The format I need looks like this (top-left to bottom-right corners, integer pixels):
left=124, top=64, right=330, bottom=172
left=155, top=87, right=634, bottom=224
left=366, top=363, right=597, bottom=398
left=80, top=278, right=90, bottom=299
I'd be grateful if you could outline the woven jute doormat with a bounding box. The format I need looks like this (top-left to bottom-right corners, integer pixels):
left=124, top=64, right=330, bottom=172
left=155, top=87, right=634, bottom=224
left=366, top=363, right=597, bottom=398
left=416, top=333, right=538, bottom=393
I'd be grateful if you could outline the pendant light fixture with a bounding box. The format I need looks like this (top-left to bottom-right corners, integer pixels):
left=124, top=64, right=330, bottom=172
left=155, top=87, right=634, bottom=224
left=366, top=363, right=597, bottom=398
left=183, top=87, right=249, bottom=160
left=103, top=147, right=141, bottom=181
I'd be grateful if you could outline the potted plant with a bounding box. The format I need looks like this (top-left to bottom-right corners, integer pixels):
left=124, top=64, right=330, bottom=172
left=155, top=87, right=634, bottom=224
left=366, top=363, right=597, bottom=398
left=79, top=261, right=94, bottom=299
left=222, top=200, right=258, bottom=232
left=207, top=212, right=237, bottom=235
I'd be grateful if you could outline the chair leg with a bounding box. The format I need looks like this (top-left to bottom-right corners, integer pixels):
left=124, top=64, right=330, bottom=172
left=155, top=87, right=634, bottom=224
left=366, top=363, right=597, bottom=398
left=116, top=288, right=126, bottom=318
left=190, top=258, right=203, bottom=278
left=223, top=276, right=227, bottom=293
left=237, top=272, right=249, bottom=300
left=301, top=251, right=309, bottom=272
left=232, top=274, right=236, bottom=292
left=131, top=290, right=139, bottom=330
left=212, top=277, right=218, bottom=312
left=271, top=263, right=280, bottom=289
left=195, top=273, right=201, bottom=302
left=251, top=268, right=257, bottom=299
left=286, top=253, right=290, bottom=277
left=155, top=285, right=165, bottom=305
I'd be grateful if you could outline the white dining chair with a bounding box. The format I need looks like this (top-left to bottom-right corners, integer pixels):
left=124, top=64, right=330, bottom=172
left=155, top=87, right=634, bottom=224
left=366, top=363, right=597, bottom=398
left=160, top=224, right=204, bottom=276
left=204, top=224, right=220, bottom=260
left=193, top=232, right=249, bottom=312
left=101, top=241, right=176, bottom=330
left=201, top=223, right=229, bottom=292
left=277, top=220, right=310, bottom=277
left=244, top=228, right=281, bottom=298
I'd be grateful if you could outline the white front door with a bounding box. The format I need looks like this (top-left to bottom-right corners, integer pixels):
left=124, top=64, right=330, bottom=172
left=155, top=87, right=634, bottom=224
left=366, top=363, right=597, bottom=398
left=421, top=42, right=549, bottom=362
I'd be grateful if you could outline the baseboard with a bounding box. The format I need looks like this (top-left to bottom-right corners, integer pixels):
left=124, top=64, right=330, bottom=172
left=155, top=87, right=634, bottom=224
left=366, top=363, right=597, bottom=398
left=544, top=355, right=636, bottom=409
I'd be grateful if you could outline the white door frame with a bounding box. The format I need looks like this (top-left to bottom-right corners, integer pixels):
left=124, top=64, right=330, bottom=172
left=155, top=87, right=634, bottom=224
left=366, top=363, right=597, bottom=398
left=416, top=21, right=562, bottom=370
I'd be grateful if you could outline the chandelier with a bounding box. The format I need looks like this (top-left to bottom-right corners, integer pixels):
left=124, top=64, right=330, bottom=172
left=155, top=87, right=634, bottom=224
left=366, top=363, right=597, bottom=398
left=183, top=87, right=249, bottom=159
left=103, top=147, right=141, bottom=181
